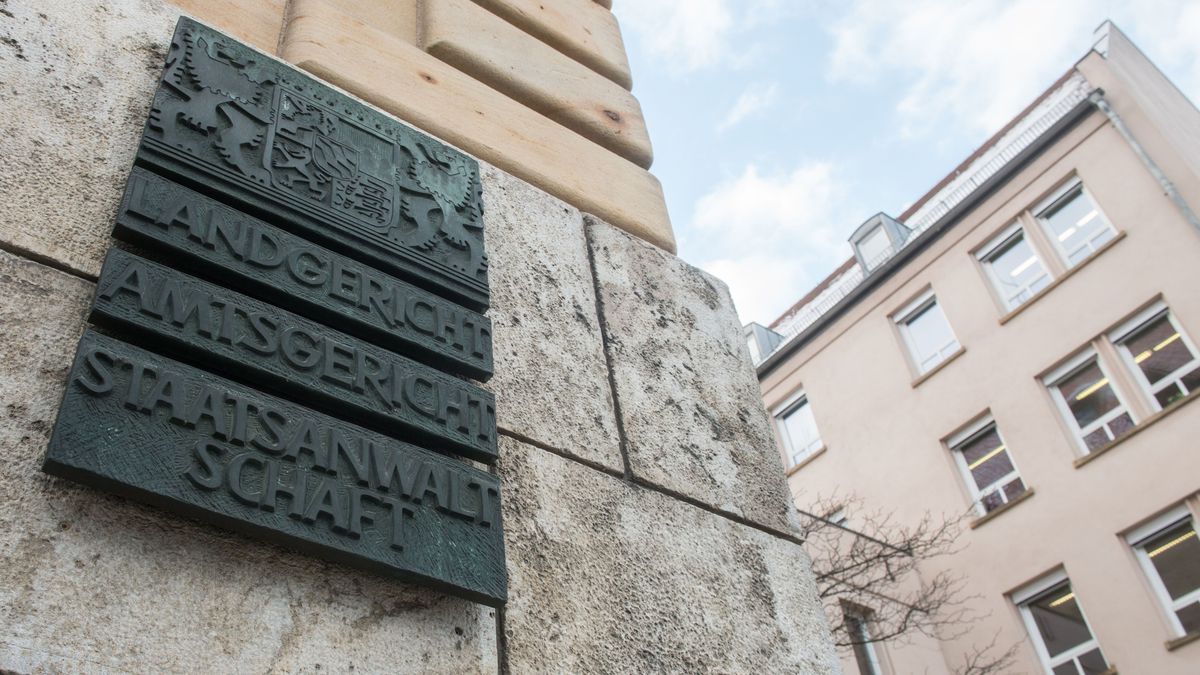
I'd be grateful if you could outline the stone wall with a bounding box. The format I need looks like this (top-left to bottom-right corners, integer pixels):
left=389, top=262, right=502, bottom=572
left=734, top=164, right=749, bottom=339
left=0, top=0, right=838, bottom=671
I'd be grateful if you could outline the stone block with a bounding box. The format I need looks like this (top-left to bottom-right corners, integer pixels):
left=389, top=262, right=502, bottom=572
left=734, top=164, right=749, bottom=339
left=323, top=0, right=419, bottom=43
left=168, top=0, right=285, bottom=52
left=423, top=0, right=653, bottom=167
left=500, top=436, right=839, bottom=673
left=0, top=0, right=179, bottom=278
left=586, top=216, right=796, bottom=532
left=280, top=0, right=676, bottom=253
left=0, top=248, right=498, bottom=673
left=481, top=164, right=622, bottom=470
left=472, top=0, right=630, bottom=89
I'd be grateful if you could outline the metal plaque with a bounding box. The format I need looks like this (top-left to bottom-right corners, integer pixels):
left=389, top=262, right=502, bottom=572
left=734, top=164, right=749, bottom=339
left=92, top=249, right=497, bottom=463
left=115, top=167, right=493, bottom=380
left=138, top=18, right=490, bottom=310
left=46, top=331, right=506, bottom=606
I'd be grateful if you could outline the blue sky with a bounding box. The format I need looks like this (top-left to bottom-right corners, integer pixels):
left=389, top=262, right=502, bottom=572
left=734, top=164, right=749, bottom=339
left=613, top=0, right=1200, bottom=326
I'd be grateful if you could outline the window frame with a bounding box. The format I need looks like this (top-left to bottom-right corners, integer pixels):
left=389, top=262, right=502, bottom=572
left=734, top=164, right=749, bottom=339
left=1013, top=571, right=1108, bottom=675
left=894, top=290, right=961, bottom=375
left=976, top=221, right=1052, bottom=311
left=773, top=389, right=824, bottom=468
left=1110, top=302, right=1200, bottom=412
left=1033, top=177, right=1117, bottom=268
left=844, top=606, right=885, bottom=675
left=746, top=334, right=762, bottom=364
left=947, top=417, right=1025, bottom=516
left=1044, top=349, right=1137, bottom=455
left=1127, top=504, right=1200, bottom=638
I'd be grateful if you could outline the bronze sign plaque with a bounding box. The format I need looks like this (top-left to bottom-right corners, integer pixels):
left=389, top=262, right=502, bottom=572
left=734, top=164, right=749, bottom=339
left=92, top=249, right=497, bottom=463
left=116, top=168, right=494, bottom=380
left=43, top=17, right=505, bottom=605
left=46, top=332, right=505, bottom=606
left=138, top=18, right=490, bottom=311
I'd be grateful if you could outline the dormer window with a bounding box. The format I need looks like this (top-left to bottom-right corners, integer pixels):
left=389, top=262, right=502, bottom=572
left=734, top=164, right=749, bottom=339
left=850, top=213, right=911, bottom=272
left=744, top=322, right=784, bottom=365
left=857, top=226, right=892, bottom=270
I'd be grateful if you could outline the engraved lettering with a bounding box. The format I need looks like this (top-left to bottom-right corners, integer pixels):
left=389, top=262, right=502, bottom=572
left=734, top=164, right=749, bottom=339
left=184, top=440, right=224, bottom=490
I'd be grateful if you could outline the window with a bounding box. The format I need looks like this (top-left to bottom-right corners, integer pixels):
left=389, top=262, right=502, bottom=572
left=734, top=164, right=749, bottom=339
left=949, top=419, right=1026, bottom=515
left=1128, top=506, right=1200, bottom=637
left=775, top=392, right=823, bottom=467
left=895, top=291, right=960, bottom=374
left=858, top=226, right=893, bottom=271
left=1045, top=352, right=1135, bottom=453
left=1015, top=573, right=1109, bottom=675
left=746, top=335, right=761, bottom=364
left=1035, top=179, right=1116, bottom=267
left=845, top=609, right=884, bottom=675
left=978, top=224, right=1051, bottom=310
left=1113, top=304, right=1200, bottom=410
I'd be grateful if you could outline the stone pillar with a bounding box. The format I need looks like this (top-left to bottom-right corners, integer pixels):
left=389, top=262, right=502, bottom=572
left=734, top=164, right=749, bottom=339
left=0, top=0, right=838, bottom=671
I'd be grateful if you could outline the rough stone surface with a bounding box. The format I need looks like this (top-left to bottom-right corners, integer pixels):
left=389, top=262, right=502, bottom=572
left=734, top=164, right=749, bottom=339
left=587, top=215, right=797, bottom=532
left=500, top=436, right=839, bottom=674
left=0, top=0, right=181, bottom=278
left=481, top=163, right=622, bottom=470
left=0, top=249, right=498, bottom=673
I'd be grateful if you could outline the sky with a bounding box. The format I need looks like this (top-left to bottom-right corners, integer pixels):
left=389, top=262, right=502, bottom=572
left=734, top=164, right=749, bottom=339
left=612, top=0, right=1200, bottom=327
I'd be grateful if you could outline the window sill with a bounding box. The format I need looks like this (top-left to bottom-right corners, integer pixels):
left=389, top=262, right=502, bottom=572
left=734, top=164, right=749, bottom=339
left=1166, top=631, right=1200, bottom=651
left=968, top=487, right=1036, bottom=530
left=999, top=231, right=1127, bottom=326
left=911, top=347, right=966, bottom=389
left=1074, top=390, right=1200, bottom=469
left=785, top=445, right=827, bottom=476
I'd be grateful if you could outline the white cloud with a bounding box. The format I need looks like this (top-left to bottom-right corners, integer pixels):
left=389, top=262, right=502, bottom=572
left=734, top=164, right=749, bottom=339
left=687, top=163, right=854, bottom=325
left=615, top=0, right=735, bottom=72
left=825, top=0, right=1200, bottom=137
left=718, top=82, right=780, bottom=131
left=615, top=0, right=792, bottom=73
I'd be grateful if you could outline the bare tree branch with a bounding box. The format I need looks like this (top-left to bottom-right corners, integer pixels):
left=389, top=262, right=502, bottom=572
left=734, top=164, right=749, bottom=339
left=954, top=632, right=1021, bottom=675
left=799, top=493, right=986, bottom=649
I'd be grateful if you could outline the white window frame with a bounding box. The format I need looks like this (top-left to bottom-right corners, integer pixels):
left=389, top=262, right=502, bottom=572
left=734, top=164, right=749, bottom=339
left=828, top=508, right=848, bottom=526
left=947, top=416, right=1025, bottom=516
left=894, top=290, right=961, bottom=375
left=1013, top=570, right=1107, bottom=675
left=976, top=222, right=1052, bottom=311
left=1033, top=177, right=1117, bottom=267
left=1127, top=504, right=1200, bottom=637
left=844, top=608, right=884, bottom=675
left=1111, top=302, right=1200, bottom=412
left=1044, top=349, right=1137, bottom=454
left=746, top=335, right=762, bottom=364
left=773, top=389, right=824, bottom=467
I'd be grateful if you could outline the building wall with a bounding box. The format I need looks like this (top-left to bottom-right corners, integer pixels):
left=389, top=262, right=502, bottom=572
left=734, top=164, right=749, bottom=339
left=0, top=0, right=838, bottom=671
left=761, top=43, right=1200, bottom=675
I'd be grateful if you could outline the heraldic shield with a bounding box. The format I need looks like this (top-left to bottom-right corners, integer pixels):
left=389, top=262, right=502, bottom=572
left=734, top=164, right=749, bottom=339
left=140, top=18, right=490, bottom=310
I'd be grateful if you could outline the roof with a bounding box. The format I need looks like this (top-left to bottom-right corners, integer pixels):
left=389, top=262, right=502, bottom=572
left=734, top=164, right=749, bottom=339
left=759, top=71, right=1098, bottom=376
left=767, top=68, right=1086, bottom=334
left=767, top=257, right=856, bottom=330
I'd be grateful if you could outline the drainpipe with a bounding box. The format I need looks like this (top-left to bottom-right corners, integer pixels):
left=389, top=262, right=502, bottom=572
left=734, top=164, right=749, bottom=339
left=1089, top=90, right=1200, bottom=234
